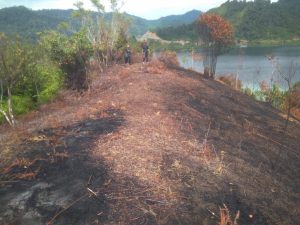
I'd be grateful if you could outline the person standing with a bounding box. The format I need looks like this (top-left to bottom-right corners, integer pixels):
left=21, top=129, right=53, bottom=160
left=124, top=45, right=131, bottom=65
left=142, top=40, right=149, bottom=64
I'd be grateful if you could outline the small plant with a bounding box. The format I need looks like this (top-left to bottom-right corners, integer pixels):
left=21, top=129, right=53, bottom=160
left=219, top=204, right=240, bottom=225
left=199, top=123, right=226, bottom=175
left=267, top=56, right=299, bottom=129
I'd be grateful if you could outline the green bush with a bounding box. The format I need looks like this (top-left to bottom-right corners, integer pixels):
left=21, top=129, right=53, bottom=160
left=243, top=84, right=285, bottom=111
left=0, top=32, right=66, bottom=126
left=12, top=95, right=35, bottom=115
left=0, top=95, right=34, bottom=123
left=243, top=87, right=255, bottom=98
left=35, top=63, right=63, bottom=103
left=41, top=30, right=93, bottom=91
left=269, top=85, right=285, bottom=110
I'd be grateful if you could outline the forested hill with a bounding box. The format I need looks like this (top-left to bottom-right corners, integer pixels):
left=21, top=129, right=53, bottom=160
left=209, top=0, right=300, bottom=40
left=0, top=6, right=200, bottom=41
left=156, top=0, right=300, bottom=41
left=0, top=6, right=71, bottom=41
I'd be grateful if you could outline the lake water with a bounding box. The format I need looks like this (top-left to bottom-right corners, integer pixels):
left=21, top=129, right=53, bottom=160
left=177, top=46, right=300, bottom=89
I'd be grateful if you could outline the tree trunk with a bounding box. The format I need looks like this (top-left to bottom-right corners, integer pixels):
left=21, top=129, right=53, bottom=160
left=0, top=80, right=13, bottom=126
left=7, top=86, right=16, bottom=126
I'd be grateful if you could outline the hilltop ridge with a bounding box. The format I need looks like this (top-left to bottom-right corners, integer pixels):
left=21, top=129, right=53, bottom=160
left=0, top=62, right=299, bottom=225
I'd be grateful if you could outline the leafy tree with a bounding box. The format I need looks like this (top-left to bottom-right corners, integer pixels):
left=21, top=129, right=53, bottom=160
left=0, top=33, right=64, bottom=126
left=197, top=13, right=234, bottom=78
left=0, top=34, right=33, bottom=126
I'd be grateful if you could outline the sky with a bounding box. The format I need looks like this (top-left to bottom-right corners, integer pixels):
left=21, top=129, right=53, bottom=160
left=0, top=0, right=278, bottom=20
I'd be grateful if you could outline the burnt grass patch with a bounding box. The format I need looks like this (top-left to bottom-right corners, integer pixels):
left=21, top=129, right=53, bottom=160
left=160, top=153, right=270, bottom=225
left=0, top=109, right=125, bottom=225
left=160, top=69, right=300, bottom=225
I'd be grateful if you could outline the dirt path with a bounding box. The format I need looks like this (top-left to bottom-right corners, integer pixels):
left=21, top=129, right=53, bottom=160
left=0, top=63, right=300, bottom=225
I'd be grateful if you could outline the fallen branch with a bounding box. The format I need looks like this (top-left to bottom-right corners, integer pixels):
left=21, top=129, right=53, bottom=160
left=87, top=187, right=98, bottom=197
left=145, top=198, right=169, bottom=205
left=0, top=180, right=20, bottom=184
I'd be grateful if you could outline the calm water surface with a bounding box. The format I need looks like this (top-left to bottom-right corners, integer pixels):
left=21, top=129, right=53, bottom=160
left=178, top=46, right=300, bottom=89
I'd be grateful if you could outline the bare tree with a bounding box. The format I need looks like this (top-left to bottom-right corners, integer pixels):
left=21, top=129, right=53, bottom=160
left=267, top=56, right=299, bottom=129
left=73, top=0, right=129, bottom=70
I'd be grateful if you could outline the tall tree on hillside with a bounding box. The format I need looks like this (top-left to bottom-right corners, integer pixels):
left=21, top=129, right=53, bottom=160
left=197, top=14, right=234, bottom=78
left=0, top=34, right=33, bottom=126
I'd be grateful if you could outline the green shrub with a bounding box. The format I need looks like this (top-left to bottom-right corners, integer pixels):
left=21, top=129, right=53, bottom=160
left=41, top=30, right=93, bottom=91
left=243, top=87, right=255, bottom=98
left=243, top=84, right=285, bottom=111
left=12, top=95, right=35, bottom=115
left=36, top=63, right=63, bottom=103
left=0, top=33, right=64, bottom=125
left=269, top=85, right=285, bottom=110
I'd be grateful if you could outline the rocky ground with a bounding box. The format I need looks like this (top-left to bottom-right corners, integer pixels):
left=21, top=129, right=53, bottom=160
left=0, top=62, right=299, bottom=225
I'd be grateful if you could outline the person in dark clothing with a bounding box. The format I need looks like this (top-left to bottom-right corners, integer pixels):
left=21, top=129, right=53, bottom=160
left=142, top=40, right=149, bottom=63
left=124, top=45, right=131, bottom=65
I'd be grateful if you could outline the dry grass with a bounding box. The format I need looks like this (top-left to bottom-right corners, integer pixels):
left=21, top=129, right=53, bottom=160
left=158, top=51, right=180, bottom=68
left=0, top=158, right=40, bottom=182
left=147, top=59, right=167, bottom=74
left=218, top=75, right=242, bottom=90
left=1, top=158, right=33, bottom=174
left=291, top=107, right=300, bottom=119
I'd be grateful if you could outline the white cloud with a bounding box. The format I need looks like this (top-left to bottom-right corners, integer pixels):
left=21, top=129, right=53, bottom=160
left=0, top=0, right=279, bottom=19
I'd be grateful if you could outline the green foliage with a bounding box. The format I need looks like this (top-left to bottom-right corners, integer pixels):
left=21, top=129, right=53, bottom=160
left=243, top=87, right=256, bottom=98
left=0, top=33, right=64, bottom=125
left=0, top=34, right=33, bottom=89
left=148, top=39, right=199, bottom=53
left=0, top=95, right=35, bottom=122
left=209, top=0, right=300, bottom=40
left=0, top=6, right=71, bottom=42
left=35, top=64, right=63, bottom=103
left=269, top=85, right=285, bottom=110
left=244, top=84, right=286, bottom=110
left=41, top=30, right=93, bottom=90
left=154, top=0, right=300, bottom=42
left=115, top=28, right=129, bottom=50
left=155, top=22, right=198, bottom=41
left=11, top=95, right=35, bottom=115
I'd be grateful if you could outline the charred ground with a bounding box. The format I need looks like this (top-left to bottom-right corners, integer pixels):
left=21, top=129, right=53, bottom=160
left=0, top=62, right=299, bottom=225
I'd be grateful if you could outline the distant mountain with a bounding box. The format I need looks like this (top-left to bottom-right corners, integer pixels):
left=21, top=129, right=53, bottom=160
left=0, top=6, right=201, bottom=41
left=128, top=10, right=201, bottom=36
left=155, top=22, right=198, bottom=41
left=151, top=10, right=201, bottom=28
